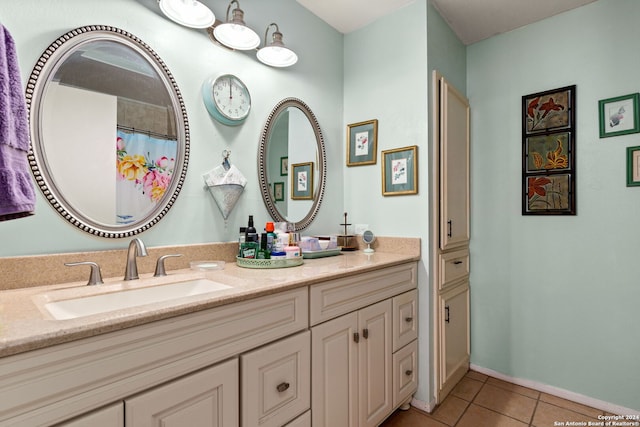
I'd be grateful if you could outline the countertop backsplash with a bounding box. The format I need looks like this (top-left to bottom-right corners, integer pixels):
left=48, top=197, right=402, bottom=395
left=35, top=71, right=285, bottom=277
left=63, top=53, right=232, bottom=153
left=0, top=236, right=420, bottom=291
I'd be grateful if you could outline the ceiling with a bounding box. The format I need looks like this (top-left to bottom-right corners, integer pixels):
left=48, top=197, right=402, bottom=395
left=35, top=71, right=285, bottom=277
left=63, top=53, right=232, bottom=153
left=296, top=0, right=598, bottom=45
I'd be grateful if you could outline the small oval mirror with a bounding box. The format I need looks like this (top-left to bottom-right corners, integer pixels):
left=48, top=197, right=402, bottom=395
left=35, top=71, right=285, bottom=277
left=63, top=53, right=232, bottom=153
left=362, top=230, right=375, bottom=253
left=258, top=98, right=326, bottom=230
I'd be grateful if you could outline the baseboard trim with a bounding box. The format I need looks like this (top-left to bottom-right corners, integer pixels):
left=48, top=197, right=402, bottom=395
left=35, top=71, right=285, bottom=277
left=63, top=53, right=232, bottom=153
left=470, top=364, right=640, bottom=416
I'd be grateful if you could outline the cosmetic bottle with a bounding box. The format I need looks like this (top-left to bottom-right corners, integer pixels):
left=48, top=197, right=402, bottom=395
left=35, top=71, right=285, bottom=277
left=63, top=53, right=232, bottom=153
left=245, top=215, right=258, bottom=243
left=256, top=233, right=271, bottom=259
left=265, top=222, right=277, bottom=253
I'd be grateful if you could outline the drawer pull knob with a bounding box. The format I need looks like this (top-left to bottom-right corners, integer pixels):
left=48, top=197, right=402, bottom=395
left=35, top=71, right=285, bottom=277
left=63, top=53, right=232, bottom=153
left=277, top=382, right=290, bottom=393
left=354, top=332, right=360, bottom=343
left=405, top=370, right=413, bottom=376
left=453, top=260, right=463, bottom=265
left=405, top=316, right=413, bottom=322
left=363, top=328, right=369, bottom=339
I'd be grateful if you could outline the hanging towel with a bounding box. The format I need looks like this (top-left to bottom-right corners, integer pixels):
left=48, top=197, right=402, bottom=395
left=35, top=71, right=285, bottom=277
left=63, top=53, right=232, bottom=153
left=0, top=24, right=35, bottom=221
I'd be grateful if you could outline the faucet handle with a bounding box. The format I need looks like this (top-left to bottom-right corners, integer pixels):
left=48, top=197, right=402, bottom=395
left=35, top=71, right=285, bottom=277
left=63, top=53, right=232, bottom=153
left=65, top=261, right=104, bottom=286
left=154, top=254, right=183, bottom=277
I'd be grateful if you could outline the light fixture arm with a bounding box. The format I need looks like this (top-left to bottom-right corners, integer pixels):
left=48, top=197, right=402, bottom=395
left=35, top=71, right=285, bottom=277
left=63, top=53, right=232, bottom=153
left=263, top=23, right=280, bottom=48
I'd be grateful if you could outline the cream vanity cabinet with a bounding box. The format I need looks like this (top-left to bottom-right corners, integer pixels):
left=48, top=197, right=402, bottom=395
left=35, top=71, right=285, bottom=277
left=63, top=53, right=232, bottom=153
left=432, top=70, right=471, bottom=403
left=0, top=288, right=308, bottom=427
left=310, top=263, right=418, bottom=427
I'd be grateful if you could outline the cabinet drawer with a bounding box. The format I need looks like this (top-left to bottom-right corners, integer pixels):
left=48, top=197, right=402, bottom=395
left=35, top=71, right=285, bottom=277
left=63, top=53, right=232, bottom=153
left=392, top=290, right=418, bottom=352
left=241, top=331, right=310, bottom=427
left=58, top=403, right=124, bottom=427
left=393, top=340, right=418, bottom=408
left=310, top=262, right=417, bottom=325
left=439, top=249, right=469, bottom=289
left=285, top=410, right=311, bottom=427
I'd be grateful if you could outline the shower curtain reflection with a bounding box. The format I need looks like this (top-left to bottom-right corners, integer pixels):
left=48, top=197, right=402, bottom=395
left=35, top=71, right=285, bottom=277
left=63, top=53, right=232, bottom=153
left=116, top=130, right=177, bottom=224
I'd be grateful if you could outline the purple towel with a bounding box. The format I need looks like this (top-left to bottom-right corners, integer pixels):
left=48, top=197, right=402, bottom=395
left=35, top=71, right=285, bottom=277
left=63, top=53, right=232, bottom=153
left=0, top=24, right=35, bottom=221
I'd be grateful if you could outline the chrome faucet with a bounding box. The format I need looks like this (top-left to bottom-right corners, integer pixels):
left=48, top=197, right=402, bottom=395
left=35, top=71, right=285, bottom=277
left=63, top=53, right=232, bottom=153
left=124, top=238, right=148, bottom=281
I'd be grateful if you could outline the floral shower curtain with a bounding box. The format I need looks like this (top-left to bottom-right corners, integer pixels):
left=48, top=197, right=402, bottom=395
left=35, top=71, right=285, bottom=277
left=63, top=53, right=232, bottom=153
left=116, top=130, right=177, bottom=224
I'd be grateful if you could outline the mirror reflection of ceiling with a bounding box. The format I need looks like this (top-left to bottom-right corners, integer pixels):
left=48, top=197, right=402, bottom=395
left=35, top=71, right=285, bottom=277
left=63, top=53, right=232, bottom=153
left=53, top=42, right=172, bottom=107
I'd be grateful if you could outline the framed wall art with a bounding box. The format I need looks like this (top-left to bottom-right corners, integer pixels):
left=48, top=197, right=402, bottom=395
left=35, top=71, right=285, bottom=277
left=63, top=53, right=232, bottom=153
left=291, top=162, right=314, bottom=200
left=381, top=145, right=418, bottom=196
left=347, top=119, right=378, bottom=166
left=280, top=156, right=288, bottom=176
left=627, top=146, right=640, bottom=187
left=274, top=181, right=285, bottom=201
left=598, top=93, right=640, bottom=138
left=522, top=85, right=576, bottom=215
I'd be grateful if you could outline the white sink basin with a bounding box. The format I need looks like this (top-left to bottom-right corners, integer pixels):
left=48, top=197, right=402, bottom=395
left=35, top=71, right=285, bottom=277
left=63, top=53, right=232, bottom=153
left=44, top=278, right=232, bottom=320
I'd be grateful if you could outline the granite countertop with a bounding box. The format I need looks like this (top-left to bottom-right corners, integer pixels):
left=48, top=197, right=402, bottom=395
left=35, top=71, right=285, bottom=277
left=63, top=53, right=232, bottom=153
left=0, top=250, right=419, bottom=358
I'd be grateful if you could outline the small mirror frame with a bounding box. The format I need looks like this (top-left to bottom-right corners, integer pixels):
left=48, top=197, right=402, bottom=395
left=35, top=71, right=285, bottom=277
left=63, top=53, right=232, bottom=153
left=258, top=98, right=326, bottom=230
left=26, top=25, right=190, bottom=238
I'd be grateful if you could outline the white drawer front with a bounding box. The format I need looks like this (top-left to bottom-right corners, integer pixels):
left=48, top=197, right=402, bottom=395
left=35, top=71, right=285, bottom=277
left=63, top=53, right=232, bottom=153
left=241, top=331, right=311, bottom=427
left=310, top=262, right=417, bottom=325
left=393, top=340, right=418, bottom=408
left=392, top=290, right=418, bottom=352
left=439, top=249, right=469, bottom=290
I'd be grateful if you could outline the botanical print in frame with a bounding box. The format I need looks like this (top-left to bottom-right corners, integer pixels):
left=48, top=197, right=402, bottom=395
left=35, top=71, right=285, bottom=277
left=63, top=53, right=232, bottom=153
left=626, top=146, right=640, bottom=187
left=523, top=86, right=575, bottom=135
left=598, top=93, right=640, bottom=138
left=525, top=132, right=572, bottom=173
left=524, top=174, right=575, bottom=214
left=274, top=181, right=285, bottom=201
left=522, top=85, right=576, bottom=215
left=347, top=119, right=378, bottom=166
left=280, top=156, right=288, bottom=176
left=381, top=145, right=418, bottom=196
left=291, top=162, right=313, bottom=200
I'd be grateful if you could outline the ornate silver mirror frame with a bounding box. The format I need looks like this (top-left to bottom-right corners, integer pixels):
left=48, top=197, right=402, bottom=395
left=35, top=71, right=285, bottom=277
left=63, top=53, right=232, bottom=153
left=26, top=25, right=189, bottom=238
left=258, top=98, right=326, bottom=230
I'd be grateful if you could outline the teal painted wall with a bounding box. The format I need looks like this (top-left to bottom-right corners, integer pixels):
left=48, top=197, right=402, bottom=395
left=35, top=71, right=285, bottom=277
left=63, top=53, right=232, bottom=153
left=0, top=0, right=344, bottom=256
left=468, top=0, right=640, bottom=410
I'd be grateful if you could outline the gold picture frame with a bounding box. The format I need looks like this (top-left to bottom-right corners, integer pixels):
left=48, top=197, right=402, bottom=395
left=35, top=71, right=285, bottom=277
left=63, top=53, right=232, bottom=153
left=347, top=119, right=378, bottom=166
left=381, top=145, right=418, bottom=196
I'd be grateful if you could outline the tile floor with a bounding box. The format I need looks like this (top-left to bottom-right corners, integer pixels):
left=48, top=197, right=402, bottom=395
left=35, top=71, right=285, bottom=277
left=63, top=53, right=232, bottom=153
left=381, top=370, right=610, bottom=427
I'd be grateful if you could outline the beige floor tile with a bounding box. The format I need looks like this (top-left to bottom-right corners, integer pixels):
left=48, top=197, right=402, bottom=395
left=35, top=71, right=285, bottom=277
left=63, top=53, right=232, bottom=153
left=532, top=401, right=601, bottom=427
left=380, top=408, right=449, bottom=427
left=456, top=404, right=528, bottom=427
left=431, top=395, right=469, bottom=425
left=465, top=370, right=489, bottom=382
left=540, top=393, right=604, bottom=418
left=452, top=377, right=484, bottom=401
left=486, top=377, right=541, bottom=399
left=474, top=383, right=537, bottom=423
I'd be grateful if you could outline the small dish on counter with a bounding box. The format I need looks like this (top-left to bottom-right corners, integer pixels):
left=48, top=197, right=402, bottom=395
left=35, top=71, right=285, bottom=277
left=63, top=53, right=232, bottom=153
left=236, top=256, right=303, bottom=269
left=190, top=260, right=226, bottom=271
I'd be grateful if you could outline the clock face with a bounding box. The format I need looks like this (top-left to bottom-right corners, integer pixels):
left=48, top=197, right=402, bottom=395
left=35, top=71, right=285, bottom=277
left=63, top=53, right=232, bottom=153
left=202, top=74, right=251, bottom=126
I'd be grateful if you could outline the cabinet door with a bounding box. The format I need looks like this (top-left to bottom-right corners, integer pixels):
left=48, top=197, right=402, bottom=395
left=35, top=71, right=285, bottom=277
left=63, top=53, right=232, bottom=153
left=311, top=312, right=358, bottom=427
left=439, top=76, right=470, bottom=251
left=392, top=290, right=418, bottom=352
left=393, top=340, right=418, bottom=408
left=241, top=331, right=310, bottom=427
left=358, top=299, right=392, bottom=427
left=438, top=284, right=470, bottom=397
left=57, top=403, right=124, bottom=427
left=126, top=358, right=239, bottom=427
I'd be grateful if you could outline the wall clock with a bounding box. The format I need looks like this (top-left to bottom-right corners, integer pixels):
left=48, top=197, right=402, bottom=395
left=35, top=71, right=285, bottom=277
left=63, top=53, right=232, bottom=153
left=202, top=74, right=251, bottom=126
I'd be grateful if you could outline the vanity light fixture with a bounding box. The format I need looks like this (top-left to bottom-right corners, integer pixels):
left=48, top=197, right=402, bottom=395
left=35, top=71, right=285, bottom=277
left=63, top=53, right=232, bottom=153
left=257, top=23, right=298, bottom=67
left=158, top=0, right=215, bottom=28
left=213, top=0, right=260, bottom=50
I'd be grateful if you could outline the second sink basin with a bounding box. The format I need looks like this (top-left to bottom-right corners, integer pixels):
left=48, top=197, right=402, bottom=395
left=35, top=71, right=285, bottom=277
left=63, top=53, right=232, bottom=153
left=44, top=278, right=233, bottom=320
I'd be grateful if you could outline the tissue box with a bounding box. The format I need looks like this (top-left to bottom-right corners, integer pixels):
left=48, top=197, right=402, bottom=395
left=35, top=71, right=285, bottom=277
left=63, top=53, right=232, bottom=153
left=299, top=236, right=322, bottom=252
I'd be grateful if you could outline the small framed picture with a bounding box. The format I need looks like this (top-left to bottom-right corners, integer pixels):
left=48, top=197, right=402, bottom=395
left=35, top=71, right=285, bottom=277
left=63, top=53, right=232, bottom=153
left=599, top=93, right=640, bottom=138
left=381, top=145, right=418, bottom=196
left=280, top=156, right=288, bottom=176
left=626, top=146, right=640, bottom=187
left=274, top=181, right=285, bottom=201
left=291, top=162, right=314, bottom=200
left=523, top=173, right=575, bottom=215
left=347, top=119, right=378, bottom=166
left=523, top=86, right=574, bottom=135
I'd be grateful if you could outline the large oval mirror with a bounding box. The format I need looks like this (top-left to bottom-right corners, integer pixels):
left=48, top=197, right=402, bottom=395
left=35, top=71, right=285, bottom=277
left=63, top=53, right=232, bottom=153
left=26, top=25, right=189, bottom=238
left=258, top=98, right=326, bottom=230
